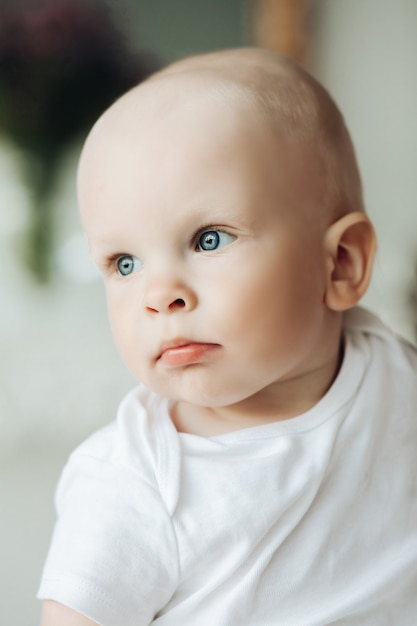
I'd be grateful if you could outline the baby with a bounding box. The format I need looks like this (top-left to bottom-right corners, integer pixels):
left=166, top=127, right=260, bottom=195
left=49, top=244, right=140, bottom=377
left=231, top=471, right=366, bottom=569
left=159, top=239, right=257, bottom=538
left=38, top=48, right=417, bottom=625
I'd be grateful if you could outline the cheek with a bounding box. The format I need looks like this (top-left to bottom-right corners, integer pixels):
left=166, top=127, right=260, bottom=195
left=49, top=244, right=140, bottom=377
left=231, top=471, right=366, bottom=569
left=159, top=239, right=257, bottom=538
left=213, top=250, right=325, bottom=347
left=106, top=290, right=142, bottom=366
left=106, top=290, right=123, bottom=340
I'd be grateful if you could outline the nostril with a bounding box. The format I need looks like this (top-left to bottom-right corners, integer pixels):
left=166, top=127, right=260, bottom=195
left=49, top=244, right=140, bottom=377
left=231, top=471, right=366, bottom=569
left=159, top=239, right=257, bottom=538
left=145, top=298, right=187, bottom=314
left=170, top=298, right=186, bottom=309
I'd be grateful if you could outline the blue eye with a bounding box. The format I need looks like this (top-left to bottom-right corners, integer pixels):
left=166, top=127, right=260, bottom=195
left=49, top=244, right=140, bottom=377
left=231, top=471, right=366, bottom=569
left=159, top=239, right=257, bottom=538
left=197, top=230, right=235, bottom=252
left=117, top=255, right=142, bottom=276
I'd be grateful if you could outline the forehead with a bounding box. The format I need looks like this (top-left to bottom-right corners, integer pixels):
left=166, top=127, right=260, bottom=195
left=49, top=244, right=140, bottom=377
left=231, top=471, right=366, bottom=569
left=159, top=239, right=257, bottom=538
left=81, top=75, right=271, bottom=167
left=78, top=74, right=325, bottom=235
left=79, top=80, right=256, bottom=195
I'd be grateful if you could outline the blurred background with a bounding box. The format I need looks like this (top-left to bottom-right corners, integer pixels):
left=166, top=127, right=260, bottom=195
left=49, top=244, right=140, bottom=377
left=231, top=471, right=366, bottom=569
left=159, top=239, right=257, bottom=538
left=0, top=0, right=416, bottom=623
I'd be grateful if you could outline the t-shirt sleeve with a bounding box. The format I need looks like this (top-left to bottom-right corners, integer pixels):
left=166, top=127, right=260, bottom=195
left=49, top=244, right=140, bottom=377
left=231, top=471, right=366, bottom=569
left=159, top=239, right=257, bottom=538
left=37, top=442, right=179, bottom=626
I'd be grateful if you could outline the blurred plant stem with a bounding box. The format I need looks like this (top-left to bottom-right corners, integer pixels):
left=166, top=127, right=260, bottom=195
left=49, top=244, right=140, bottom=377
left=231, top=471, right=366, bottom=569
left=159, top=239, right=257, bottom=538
left=21, top=150, right=60, bottom=283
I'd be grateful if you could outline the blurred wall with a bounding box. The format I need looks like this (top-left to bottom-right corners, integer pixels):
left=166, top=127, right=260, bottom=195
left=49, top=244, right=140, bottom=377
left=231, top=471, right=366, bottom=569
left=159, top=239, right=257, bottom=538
left=124, top=0, right=248, bottom=61
left=311, top=0, right=417, bottom=337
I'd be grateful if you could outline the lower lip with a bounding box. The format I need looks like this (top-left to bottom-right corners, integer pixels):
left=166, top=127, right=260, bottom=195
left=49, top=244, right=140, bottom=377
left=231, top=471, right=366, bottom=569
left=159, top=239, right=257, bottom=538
left=158, top=343, right=219, bottom=367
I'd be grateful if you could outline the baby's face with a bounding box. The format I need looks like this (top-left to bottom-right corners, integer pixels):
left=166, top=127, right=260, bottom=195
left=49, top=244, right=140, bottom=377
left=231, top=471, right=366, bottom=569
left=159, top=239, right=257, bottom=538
left=79, top=82, right=337, bottom=409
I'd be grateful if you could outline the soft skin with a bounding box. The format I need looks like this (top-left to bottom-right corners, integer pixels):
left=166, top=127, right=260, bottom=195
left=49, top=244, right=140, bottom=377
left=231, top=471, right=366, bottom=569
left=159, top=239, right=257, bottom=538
left=77, top=75, right=374, bottom=437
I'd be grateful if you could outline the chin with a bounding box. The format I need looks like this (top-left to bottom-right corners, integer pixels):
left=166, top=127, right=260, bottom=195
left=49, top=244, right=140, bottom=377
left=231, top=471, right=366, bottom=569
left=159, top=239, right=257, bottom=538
left=165, top=381, right=253, bottom=409
left=138, top=364, right=260, bottom=408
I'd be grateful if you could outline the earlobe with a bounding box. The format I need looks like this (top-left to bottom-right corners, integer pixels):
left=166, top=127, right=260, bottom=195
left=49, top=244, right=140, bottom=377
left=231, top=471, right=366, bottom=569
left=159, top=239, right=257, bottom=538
left=324, top=212, right=376, bottom=311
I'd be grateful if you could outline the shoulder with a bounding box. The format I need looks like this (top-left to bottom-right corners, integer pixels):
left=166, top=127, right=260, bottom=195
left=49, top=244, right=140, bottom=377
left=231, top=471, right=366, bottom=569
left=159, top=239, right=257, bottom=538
left=38, top=385, right=181, bottom=624
left=62, top=384, right=181, bottom=513
left=342, top=307, right=417, bottom=438
left=343, top=306, right=417, bottom=371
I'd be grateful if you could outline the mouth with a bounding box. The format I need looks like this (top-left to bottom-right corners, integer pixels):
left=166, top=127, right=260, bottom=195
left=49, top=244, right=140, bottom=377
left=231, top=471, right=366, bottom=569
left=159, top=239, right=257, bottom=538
left=156, top=339, right=221, bottom=367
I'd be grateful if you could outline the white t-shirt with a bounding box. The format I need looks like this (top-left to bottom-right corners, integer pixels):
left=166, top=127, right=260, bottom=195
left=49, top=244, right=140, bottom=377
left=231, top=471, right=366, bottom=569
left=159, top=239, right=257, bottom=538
left=38, top=308, right=417, bottom=625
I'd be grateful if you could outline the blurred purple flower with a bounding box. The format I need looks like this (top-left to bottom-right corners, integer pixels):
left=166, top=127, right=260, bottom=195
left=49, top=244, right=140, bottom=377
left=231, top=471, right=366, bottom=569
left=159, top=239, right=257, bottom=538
left=0, top=0, right=157, bottom=154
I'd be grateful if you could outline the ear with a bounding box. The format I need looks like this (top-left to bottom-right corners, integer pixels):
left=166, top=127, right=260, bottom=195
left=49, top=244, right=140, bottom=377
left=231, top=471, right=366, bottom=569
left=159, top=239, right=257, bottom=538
left=324, top=212, right=376, bottom=311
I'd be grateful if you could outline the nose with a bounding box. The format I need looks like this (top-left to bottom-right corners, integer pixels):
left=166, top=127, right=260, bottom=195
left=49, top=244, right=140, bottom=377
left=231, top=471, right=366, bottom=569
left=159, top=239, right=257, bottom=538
left=143, top=278, right=197, bottom=314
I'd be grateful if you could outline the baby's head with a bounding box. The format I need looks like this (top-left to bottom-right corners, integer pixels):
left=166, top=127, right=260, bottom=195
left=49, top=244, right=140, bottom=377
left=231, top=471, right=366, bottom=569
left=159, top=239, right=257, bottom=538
left=151, top=47, right=364, bottom=220
left=77, top=48, right=376, bottom=420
